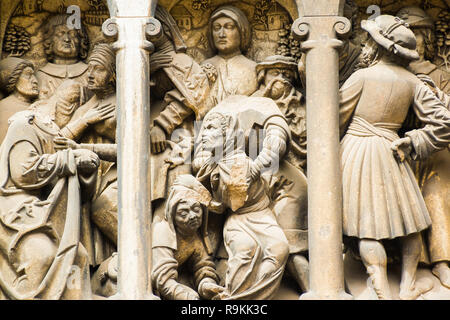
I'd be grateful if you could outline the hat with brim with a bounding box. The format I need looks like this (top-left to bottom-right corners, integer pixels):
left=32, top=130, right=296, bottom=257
left=361, top=15, right=420, bottom=61
left=396, top=6, right=434, bottom=29
left=256, top=55, right=298, bottom=74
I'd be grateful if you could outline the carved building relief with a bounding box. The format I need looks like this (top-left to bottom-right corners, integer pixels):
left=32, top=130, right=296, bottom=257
left=0, top=0, right=448, bottom=301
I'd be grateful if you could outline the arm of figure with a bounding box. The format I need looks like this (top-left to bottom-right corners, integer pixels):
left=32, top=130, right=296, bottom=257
left=338, top=71, right=365, bottom=138
left=151, top=246, right=200, bottom=300
left=251, top=124, right=288, bottom=181
left=402, top=83, right=450, bottom=161
left=9, top=141, right=76, bottom=188
left=190, top=249, right=224, bottom=300
left=151, top=97, right=193, bottom=154
left=54, top=136, right=117, bottom=162
left=60, top=102, right=115, bottom=140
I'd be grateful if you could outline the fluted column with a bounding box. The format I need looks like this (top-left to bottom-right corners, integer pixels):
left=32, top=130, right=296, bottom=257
left=292, top=0, right=353, bottom=300
left=103, top=0, right=161, bottom=300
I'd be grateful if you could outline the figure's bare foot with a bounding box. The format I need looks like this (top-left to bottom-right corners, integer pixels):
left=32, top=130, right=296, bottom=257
left=366, top=265, right=392, bottom=300
left=432, top=262, right=450, bottom=289
left=399, top=277, right=433, bottom=300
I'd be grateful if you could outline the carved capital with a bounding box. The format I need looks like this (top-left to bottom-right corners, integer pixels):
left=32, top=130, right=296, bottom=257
left=102, top=17, right=119, bottom=38
left=291, top=16, right=351, bottom=52
left=291, top=18, right=310, bottom=42
left=101, top=17, right=161, bottom=53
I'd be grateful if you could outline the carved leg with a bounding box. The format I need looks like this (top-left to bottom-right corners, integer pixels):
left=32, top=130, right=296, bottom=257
left=432, top=262, right=450, bottom=289
left=287, top=253, right=309, bottom=292
left=359, top=239, right=392, bottom=300
left=399, top=233, right=433, bottom=300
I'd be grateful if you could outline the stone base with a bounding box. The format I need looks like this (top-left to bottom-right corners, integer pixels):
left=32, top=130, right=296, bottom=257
left=344, top=252, right=450, bottom=300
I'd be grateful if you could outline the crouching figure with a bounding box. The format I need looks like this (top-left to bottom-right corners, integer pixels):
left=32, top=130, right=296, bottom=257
left=152, top=174, right=225, bottom=300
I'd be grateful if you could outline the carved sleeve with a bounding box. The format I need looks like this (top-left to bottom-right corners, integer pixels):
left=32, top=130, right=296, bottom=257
left=153, top=90, right=193, bottom=136
left=9, top=142, right=75, bottom=188
left=79, top=143, right=117, bottom=162
left=252, top=123, right=288, bottom=176
left=405, top=83, right=450, bottom=160
left=339, top=71, right=365, bottom=138
left=190, top=248, right=220, bottom=290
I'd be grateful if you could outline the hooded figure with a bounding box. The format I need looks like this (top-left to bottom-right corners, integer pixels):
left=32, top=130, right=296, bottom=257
left=201, top=6, right=258, bottom=104
left=194, top=97, right=289, bottom=300
left=339, top=15, right=450, bottom=300
left=151, top=174, right=223, bottom=300
left=0, top=110, right=99, bottom=299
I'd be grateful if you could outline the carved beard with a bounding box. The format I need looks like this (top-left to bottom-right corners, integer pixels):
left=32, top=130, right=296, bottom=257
left=262, top=77, right=292, bottom=100
left=356, top=44, right=379, bottom=70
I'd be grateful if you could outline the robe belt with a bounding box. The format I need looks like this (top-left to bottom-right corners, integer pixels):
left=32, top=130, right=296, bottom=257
left=347, top=116, right=401, bottom=143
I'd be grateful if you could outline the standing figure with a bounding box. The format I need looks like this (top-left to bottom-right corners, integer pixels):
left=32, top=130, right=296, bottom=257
left=339, top=15, right=450, bottom=300
left=0, top=109, right=99, bottom=299
left=397, top=6, right=449, bottom=93
left=54, top=43, right=117, bottom=266
left=148, top=6, right=212, bottom=237
left=194, top=97, right=290, bottom=300
left=397, top=6, right=450, bottom=289
left=201, top=6, right=258, bottom=104
left=37, top=14, right=90, bottom=100
left=152, top=174, right=224, bottom=300
left=252, top=55, right=309, bottom=292
left=0, top=57, right=39, bottom=143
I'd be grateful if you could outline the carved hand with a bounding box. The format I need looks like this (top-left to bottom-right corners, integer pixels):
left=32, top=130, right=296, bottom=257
left=54, top=137, right=79, bottom=150
left=173, top=284, right=200, bottom=300
left=150, top=125, right=167, bottom=154
left=73, top=149, right=100, bottom=173
left=248, top=160, right=261, bottom=184
left=83, top=103, right=115, bottom=125
left=150, top=51, right=173, bottom=74
left=391, top=137, right=412, bottom=162
left=198, top=281, right=226, bottom=300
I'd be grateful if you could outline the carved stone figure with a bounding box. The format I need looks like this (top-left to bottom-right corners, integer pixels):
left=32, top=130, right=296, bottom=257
left=152, top=174, right=224, bottom=300
left=148, top=6, right=212, bottom=238
left=201, top=6, right=258, bottom=104
left=252, top=55, right=309, bottom=292
left=397, top=6, right=450, bottom=93
left=397, top=6, right=450, bottom=289
left=0, top=109, right=99, bottom=299
left=36, top=14, right=90, bottom=100
left=0, top=57, right=39, bottom=143
left=339, top=15, right=450, bottom=300
left=194, top=96, right=290, bottom=300
left=54, top=43, right=117, bottom=266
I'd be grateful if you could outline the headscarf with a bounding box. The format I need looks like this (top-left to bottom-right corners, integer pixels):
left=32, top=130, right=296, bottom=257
left=208, top=6, right=251, bottom=53
left=153, top=174, right=213, bottom=254
left=194, top=99, right=249, bottom=211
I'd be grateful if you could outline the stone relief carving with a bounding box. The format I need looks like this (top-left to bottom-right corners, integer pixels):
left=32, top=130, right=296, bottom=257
left=0, top=0, right=448, bottom=300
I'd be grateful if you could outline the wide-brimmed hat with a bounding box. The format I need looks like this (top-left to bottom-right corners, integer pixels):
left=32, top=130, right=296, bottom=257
left=361, top=15, right=419, bottom=61
left=396, top=6, right=434, bottom=29
left=0, top=57, right=34, bottom=93
left=256, top=55, right=298, bottom=74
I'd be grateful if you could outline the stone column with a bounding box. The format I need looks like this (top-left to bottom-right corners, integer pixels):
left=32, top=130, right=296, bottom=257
left=103, top=0, right=161, bottom=300
left=292, top=0, right=352, bottom=300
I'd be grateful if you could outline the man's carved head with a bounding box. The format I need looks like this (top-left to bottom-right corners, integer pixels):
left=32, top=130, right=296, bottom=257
left=0, top=57, right=38, bottom=100
left=42, top=14, right=89, bottom=62
left=87, top=43, right=116, bottom=92
left=359, top=15, right=419, bottom=68
left=208, top=6, right=251, bottom=55
left=256, top=55, right=298, bottom=100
